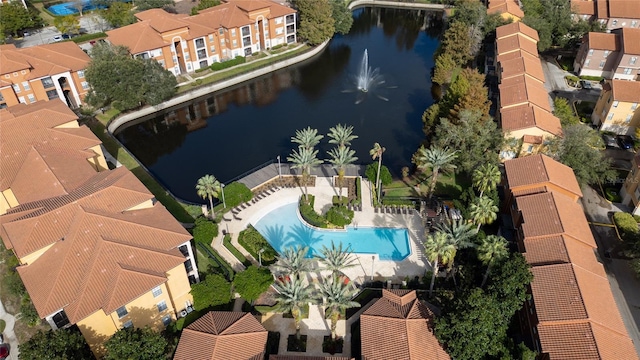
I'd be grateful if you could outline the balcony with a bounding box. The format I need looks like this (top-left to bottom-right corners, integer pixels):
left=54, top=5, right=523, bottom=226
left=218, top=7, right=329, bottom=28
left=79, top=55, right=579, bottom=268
left=286, top=25, right=295, bottom=34
left=286, top=14, right=294, bottom=24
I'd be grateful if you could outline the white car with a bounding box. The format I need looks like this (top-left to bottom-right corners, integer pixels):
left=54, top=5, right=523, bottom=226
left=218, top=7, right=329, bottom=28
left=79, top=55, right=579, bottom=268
left=52, top=35, right=62, bottom=42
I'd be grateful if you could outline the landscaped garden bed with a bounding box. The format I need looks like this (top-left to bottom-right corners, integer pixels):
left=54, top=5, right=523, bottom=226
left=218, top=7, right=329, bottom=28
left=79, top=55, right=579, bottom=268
left=287, top=335, right=307, bottom=352
left=323, top=336, right=344, bottom=354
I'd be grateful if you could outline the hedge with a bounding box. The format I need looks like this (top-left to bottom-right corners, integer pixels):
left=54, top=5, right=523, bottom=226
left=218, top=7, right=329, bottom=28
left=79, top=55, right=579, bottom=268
left=223, top=233, right=251, bottom=267
left=326, top=205, right=354, bottom=227
left=299, top=195, right=328, bottom=228
left=564, top=75, right=580, bottom=83
left=354, top=177, right=362, bottom=205
left=223, top=182, right=253, bottom=208
left=612, top=212, right=638, bottom=242
left=238, top=225, right=277, bottom=264
left=71, top=32, right=107, bottom=43
left=192, top=217, right=219, bottom=245
left=211, top=56, right=246, bottom=71
left=579, top=75, right=604, bottom=82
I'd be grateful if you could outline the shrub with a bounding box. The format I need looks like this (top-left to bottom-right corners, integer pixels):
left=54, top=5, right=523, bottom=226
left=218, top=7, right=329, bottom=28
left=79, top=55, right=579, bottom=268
left=332, top=196, right=349, bottom=206
left=326, top=205, right=354, bottom=227
left=299, top=196, right=327, bottom=228
left=223, top=182, right=253, bottom=208
left=20, top=295, right=41, bottom=326
left=605, top=187, right=622, bottom=202
left=192, top=217, right=218, bottom=245
left=630, top=258, right=640, bottom=279
left=232, top=266, right=273, bottom=303
left=613, top=212, right=638, bottom=242
left=579, top=75, right=604, bottom=82
left=354, top=177, right=362, bottom=205
left=238, top=225, right=277, bottom=263
left=3, top=270, right=26, bottom=297
left=71, top=32, right=107, bottom=44
left=365, top=163, right=393, bottom=187
left=190, top=273, right=232, bottom=311
left=210, top=56, right=246, bottom=71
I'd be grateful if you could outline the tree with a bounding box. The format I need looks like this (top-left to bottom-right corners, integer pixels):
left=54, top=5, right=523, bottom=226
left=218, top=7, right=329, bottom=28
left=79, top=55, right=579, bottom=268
left=327, top=146, right=358, bottom=201
left=287, top=146, right=323, bottom=201
left=190, top=0, right=220, bottom=15
left=477, top=235, right=508, bottom=287
left=273, top=276, right=315, bottom=339
left=103, top=327, right=167, bottom=360
left=294, top=0, right=335, bottom=45
left=412, top=146, right=457, bottom=199
left=195, top=174, right=221, bottom=219
left=330, top=0, right=353, bottom=35
left=291, top=126, right=324, bottom=150
left=432, top=53, right=457, bottom=85
left=369, top=142, right=386, bottom=203
left=233, top=266, right=274, bottom=303
left=190, top=273, right=232, bottom=310
left=438, top=21, right=472, bottom=66
left=71, top=0, right=85, bottom=16
left=327, top=123, right=357, bottom=148
left=544, top=124, right=615, bottom=185
left=469, top=196, right=498, bottom=232
left=192, top=216, right=218, bottom=245
left=54, top=15, right=80, bottom=37
left=472, top=163, right=501, bottom=198
left=271, top=246, right=312, bottom=278
left=318, top=240, right=356, bottom=275
left=100, top=2, right=135, bottom=29
left=365, top=163, right=392, bottom=189
left=423, top=231, right=456, bottom=296
left=0, top=2, right=37, bottom=37
left=435, top=219, right=476, bottom=256
left=19, top=328, right=94, bottom=360
left=522, top=0, right=587, bottom=51
left=136, top=0, right=173, bottom=11
left=553, top=97, right=579, bottom=126
left=485, top=253, right=532, bottom=320
left=316, top=275, right=360, bottom=340
left=140, top=58, right=178, bottom=105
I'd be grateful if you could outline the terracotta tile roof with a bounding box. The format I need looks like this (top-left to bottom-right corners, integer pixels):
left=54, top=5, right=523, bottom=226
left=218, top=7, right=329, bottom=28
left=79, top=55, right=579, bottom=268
left=500, top=55, right=546, bottom=83
left=499, top=75, right=552, bottom=111
left=597, top=0, right=609, bottom=18
left=360, top=290, right=449, bottom=360
left=607, top=0, right=640, bottom=18
left=610, top=79, right=640, bottom=103
left=496, top=22, right=540, bottom=42
left=106, top=20, right=169, bottom=54
left=621, top=27, right=640, bottom=55
left=174, top=311, right=267, bottom=360
left=487, top=0, right=524, bottom=19
left=0, top=42, right=89, bottom=79
left=504, top=154, right=582, bottom=197
left=496, top=49, right=538, bottom=63
left=586, top=32, right=620, bottom=51
left=270, top=357, right=353, bottom=360
left=514, top=192, right=595, bottom=246
left=135, top=8, right=189, bottom=33
left=501, top=104, right=562, bottom=137
left=522, top=235, right=605, bottom=275
left=571, top=0, right=596, bottom=16
left=0, top=101, right=101, bottom=197
left=0, top=167, right=156, bottom=258
left=522, top=134, right=543, bottom=144
left=15, top=202, right=190, bottom=322
left=496, top=34, right=539, bottom=58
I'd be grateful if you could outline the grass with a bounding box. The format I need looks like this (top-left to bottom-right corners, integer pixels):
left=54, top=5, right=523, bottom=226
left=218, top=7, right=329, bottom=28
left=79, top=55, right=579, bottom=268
left=222, top=234, right=251, bottom=267
left=0, top=319, right=5, bottom=333
left=557, top=56, right=575, bottom=71
left=32, top=3, right=55, bottom=26
left=96, top=108, right=121, bottom=124
left=177, top=45, right=310, bottom=93
left=86, top=118, right=198, bottom=223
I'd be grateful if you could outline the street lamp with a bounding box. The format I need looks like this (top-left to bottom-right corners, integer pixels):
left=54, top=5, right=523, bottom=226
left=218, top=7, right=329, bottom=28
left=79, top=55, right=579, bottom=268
left=277, top=155, right=282, bottom=179
left=258, top=248, right=265, bottom=267
left=371, top=255, right=375, bottom=281
left=220, top=183, right=226, bottom=208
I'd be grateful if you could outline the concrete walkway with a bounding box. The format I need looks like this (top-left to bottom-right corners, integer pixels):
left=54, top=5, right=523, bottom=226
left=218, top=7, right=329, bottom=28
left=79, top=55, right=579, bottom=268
left=0, top=299, right=19, bottom=360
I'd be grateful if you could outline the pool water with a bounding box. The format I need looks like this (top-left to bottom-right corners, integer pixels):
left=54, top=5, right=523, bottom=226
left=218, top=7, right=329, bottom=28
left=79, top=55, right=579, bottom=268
left=47, top=0, right=109, bottom=15
left=253, top=203, right=411, bottom=261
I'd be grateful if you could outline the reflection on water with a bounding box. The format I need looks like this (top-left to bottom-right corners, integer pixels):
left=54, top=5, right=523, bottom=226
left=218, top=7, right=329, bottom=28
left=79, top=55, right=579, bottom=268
left=115, top=7, right=444, bottom=203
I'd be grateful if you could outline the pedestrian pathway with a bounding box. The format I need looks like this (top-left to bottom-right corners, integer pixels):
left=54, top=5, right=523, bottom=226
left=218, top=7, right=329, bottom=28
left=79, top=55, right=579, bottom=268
left=0, top=299, right=19, bottom=360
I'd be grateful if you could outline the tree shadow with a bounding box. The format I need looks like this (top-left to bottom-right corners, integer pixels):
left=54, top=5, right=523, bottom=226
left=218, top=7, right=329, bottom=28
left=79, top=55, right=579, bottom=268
left=285, top=223, right=324, bottom=256
left=263, top=224, right=287, bottom=253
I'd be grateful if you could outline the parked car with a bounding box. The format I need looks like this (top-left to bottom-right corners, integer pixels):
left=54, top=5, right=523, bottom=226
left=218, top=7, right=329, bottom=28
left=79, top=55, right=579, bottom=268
left=617, top=135, right=635, bottom=150
left=52, top=35, right=62, bottom=42
left=581, top=80, right=592, bottom=90
left=0, top=343, right=9, bottom=360
left=602, top=134, right=620, bottom=149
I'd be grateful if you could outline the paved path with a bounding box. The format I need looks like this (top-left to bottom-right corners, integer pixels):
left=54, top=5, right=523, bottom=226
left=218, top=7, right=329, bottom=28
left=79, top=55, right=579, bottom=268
left=0, top=299, right=19, bottom=360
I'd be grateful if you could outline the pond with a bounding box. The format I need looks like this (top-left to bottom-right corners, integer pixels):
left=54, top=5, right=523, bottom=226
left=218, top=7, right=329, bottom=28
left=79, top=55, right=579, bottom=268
left=114, top=7, right=444, bottom=203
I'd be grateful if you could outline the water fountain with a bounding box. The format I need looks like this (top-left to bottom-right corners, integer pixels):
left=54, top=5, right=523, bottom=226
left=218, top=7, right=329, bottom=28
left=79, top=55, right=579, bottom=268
left=345, top=49, right=393, bottom=104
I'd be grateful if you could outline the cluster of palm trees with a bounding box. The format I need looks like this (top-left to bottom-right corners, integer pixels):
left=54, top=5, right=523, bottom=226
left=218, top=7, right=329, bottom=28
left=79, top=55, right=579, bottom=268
left=412, top=145, right=457, bottom=199
left=287, top=125, right=359, bottom=202
left=195, top=174, right=224, bottom=219
left=271, top=241, right=361, bottom=341
left=469, top=163, right=501, bottom=231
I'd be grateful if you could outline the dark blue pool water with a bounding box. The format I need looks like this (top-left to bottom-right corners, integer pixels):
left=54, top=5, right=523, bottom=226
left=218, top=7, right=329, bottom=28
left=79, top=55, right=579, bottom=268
left=115, top=7, right=444, bottom=203
left=47, top=0, right=118, bottom=15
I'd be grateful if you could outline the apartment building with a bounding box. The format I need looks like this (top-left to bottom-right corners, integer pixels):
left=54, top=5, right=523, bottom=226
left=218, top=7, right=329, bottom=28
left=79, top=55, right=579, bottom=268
left=592, top=79, right=640, bottom=134
left=574, top=28, right=640, bottom=80
left=487, top=0, right=524, bottom=22
left=499, top=105, right=562, bottom=157
left=503, top=155, right=638, bottom=360
left=0, top=101, right=199, bottom=355
left=0, top=42, right=90, bottom=109
left=571, top=0, right=640, bottom=29
left=621, top=152, right=640, bottom=214
left=106, top=0, right=296, bottom=75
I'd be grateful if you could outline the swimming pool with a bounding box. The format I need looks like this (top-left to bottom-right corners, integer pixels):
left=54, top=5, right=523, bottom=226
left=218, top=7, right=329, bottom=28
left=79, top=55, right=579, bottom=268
left=252, top=202, right=411, bottom=261
left=47, top=0, right=107, bottom=16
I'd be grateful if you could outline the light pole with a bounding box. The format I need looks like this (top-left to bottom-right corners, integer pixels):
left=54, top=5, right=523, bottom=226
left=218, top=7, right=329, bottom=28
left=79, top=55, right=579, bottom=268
left=277, top=155, right=282, bottom=179
left=220, top=183, right=226, bottom=209
left=258, top=248, right=265, bottom=267
left=371, top=255, right=375, bottom=281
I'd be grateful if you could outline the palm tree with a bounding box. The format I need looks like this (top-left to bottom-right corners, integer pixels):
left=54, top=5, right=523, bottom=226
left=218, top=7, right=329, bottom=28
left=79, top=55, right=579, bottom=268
left=291, top=127, right=323, bottom=150
left=288, top=146, right=323, bottom=201
left=436, top=219, right=476, bottom=249
left=423, top=231, right=456, bottom=296
left=316, top=275, right=360, bottom=340
left=195, top=174, right=221, bottom=219
left=273, top=276, right=315, bottom=339
left=327, top=146, right=358, bottom=201
left=328, top=124, right=358, bottom=148
left=472, top=163, right=501, bottom=197
left=318, top=241, right=356, bottom=275
left=412, top=146, right=457, bottom=199
left=271, top=246, right=312, bottom=278
left=469, top=196, right=499, bottom=232
left=477, top=235, right=509, bottom=287
left=369, top=143, right=385, bottom=203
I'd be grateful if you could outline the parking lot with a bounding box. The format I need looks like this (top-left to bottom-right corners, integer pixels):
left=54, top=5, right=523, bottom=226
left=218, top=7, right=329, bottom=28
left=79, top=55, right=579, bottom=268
left=11, top=14, right=109, bottom=48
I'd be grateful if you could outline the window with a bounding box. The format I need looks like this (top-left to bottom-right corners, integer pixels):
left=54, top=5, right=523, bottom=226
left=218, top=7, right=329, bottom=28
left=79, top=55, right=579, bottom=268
left=286, top=14, right=294, bottom=23
left=231, top=29, right=236, bottom=36
left=22, top=81, right=30, bottom=91
left=607, top=112, right=614, bottom=120
left=195, top=38, right=205, bottom=48
left=185, top=52, right=190, bottom=60
left=18, top=96, right=25, bottom=103
left=41, top=77, right=54, bottom=88
left=27, top=94, right=35, bottom=103
left=123, top=320, right=133, bottom=328
left=152, top=286, right=162, bottom=298
left=527, top=145, right=534, bottom=153
left=632, top=103, right=638, bottom=110
left=276, top=27, right=283, bottom=35
left=286, top=24, right=295, bottom=34
left=77, top=70, right=85, bottom=78
left=4, top=74, right=9, bottom=79
left=588, top=49, right=593, bottom=56
left=631, top=57, right=638, bottom=65
left=613, top=101, right=619, bottom=108
left=136, top=52, right=150, bottom=60
left=624, top=68, right=633, bottom=75
left=21, top=70, right=26, bottom=75
left=632, top=21, right=638, bottom=28
left=116, top=306, right=128, bottom=318
left=162, top=315, right=172, bottom=326
left=599, top=60, right=605, bottom=68
left=210, top=46, right=216, bottom=53
left=157, top=60, right=165, bottom=67
left=219, top=28, right=224, bottom=35
left=612, top=19, right=618, bottom=26
left=12, top=84, right=20, bottom=93
left=275, top=17, right=282, bottom=25
left=232, top=39, right=237, bottom=47
left=208, top=34, right=214, bottom=42
left=197, top=49, right=207, bottom=59
left=585, top=59, right=590, bottom=66
left=46, top=89, right=58, bottom=100
left=220, top=38, right=225, bottom=45
left=604, top=50, right=610, bottom=57
left=157, top=300, right=167, bottom=312
left=199, top=60, right=208, bottom=69
left=13, top=72, right=17, bottom=77
left=242, top=26, right=250, bottom=37
left=81, top=81, right=89, bottom=90
left=625, top=114, right=632, bottom=123
left=243, top=37, right=251, bottom=47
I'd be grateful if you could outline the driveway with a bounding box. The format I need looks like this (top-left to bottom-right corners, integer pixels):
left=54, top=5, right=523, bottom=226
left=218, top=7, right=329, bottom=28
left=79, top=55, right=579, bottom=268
left=13, top=14, right=110, bottom=48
